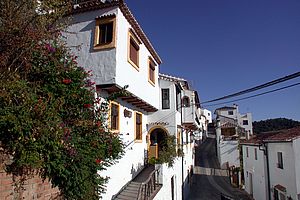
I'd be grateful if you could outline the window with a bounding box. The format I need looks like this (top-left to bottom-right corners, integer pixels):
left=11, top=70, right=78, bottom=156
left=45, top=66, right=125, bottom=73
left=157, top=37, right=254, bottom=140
left=274, top=185, right=287, bottom=200
left=243, top=120, right=249, bottom=125
left=182, top=96, right=190, bottom=107
left=228, top=110, right=233, bottom=115
left=177, top=128, right=182, bottom=146
left=135, top=112, right=142, bottom=141
left=128, top=30, right=141, bottom=69
left=94, top=16, right=116, bottom=50
left=246, top=147, right=249, bottom=158
left=171, top=176, right=175, bottom=200
left=110, top=102, right=119, bottom=131
left=254, top=148, right=257, bottom=160
left=148, top=57, right=156, bottom=85
left=277, top=152, right=283, bottom=169
left=162, top=89, right=170, bottom=109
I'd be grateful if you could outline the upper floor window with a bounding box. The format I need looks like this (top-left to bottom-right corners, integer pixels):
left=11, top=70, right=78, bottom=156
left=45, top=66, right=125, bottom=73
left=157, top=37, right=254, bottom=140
left=128, top=30, right=141, bottom=70
left=243, top=120, right=249, bottom=125
left=110, top=102, right=119, bottom=131
left=254, top=148, right=257, bottom=160
left=228, top=110, right=233, bottom=115
left=135, top=112, right=142, bottom=141
left=148, top=57, right=156, bottom=85
left=94, top=16, right=116, bottom=50
left=162, top=89, right=170, bottom=109
left=277, top=152, right=283, bottom=169
left=182, top=96, right=190, bottom=107
left=246, top=147, right=249, bottom=157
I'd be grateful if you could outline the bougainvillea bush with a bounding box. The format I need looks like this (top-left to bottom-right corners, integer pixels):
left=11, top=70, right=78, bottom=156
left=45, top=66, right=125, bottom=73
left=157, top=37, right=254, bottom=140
left=0, top=0, right=123, bottom=199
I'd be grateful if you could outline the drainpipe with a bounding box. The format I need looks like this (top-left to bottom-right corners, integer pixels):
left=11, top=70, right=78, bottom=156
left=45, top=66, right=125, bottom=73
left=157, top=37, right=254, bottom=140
left=260, top=143, right=271, bottom=200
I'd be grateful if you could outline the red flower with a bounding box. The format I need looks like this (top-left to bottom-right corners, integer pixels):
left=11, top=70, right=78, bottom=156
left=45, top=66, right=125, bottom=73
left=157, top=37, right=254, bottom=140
left=62, top=79, right=72, bottom=84
left=95, top=159, right=102, bottom=164
left=84, top=104, right=91, bottom=108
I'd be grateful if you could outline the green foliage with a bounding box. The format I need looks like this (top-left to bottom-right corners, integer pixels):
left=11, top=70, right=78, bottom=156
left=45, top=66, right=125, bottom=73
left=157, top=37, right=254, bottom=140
left=253, top=118, right=300, bottom=134
left=0, top=40, right=123, bottom=199
left=150, top=135, right=183, bottom=167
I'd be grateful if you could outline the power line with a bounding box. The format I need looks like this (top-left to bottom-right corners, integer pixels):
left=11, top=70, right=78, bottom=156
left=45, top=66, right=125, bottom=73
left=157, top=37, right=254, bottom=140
left=201, top=71, right=300, bottom=104
left=204, top=82, right=300, bottom=107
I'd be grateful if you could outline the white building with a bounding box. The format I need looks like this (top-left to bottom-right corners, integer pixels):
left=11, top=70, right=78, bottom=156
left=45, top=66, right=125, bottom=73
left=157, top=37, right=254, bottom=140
left=215, top=104, right=253, bottom=170
left=65, top=1, right=199, bottom=199
left=241, top=126, right=300, bottom=200
left=215, top=104, right=253, bottom=138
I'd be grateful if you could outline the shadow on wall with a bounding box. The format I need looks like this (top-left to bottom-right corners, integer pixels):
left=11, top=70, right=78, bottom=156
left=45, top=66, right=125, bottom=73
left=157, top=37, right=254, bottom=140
left=130, top=162, right=144, bottom=179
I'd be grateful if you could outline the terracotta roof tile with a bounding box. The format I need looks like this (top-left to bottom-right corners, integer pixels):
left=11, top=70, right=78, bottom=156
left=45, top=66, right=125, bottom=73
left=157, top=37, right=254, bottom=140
left=241, top=126, right=300, bottom=145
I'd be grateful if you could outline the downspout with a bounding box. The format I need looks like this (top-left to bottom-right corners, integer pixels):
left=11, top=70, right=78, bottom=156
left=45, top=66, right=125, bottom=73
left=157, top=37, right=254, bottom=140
left=261, top=143, right=271, bottom=200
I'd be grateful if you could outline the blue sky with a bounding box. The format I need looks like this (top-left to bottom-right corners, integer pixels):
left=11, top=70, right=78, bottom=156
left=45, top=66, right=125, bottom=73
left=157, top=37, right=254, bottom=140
left=126, top=0, right=300, bottom=121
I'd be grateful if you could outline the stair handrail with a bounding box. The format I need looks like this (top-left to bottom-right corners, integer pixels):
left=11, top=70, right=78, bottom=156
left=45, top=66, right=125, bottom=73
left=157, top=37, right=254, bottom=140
left=136, top=167, right=160, bottom=200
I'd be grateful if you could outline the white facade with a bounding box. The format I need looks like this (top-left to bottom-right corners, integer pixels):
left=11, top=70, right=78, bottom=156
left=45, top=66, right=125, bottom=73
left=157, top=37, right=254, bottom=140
left=268, top=141, right=299, bottom=200
left=215, top=104, right=253, bottom=137
left=241, top=127, right=300, bottom=200
left=65, top=7, right=159, bottom=108
left=242, top=145, right=268, bottom=200
left=65, top=2, right=198, bottom=200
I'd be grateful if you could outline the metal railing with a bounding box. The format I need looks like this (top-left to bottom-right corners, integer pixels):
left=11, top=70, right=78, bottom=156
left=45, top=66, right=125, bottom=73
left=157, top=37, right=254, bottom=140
left=137, top=168, right=161, bottom=200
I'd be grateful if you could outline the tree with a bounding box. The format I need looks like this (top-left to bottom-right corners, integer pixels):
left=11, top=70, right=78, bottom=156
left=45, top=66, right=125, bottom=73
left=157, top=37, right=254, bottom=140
left=253, top=118, right=300, bottom=134
left=0, top=0, right=123, bottom=199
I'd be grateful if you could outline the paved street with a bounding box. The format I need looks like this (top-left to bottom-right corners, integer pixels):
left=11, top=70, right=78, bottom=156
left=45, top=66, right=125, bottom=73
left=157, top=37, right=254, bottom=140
left=189, top=137, right=252, bottom=200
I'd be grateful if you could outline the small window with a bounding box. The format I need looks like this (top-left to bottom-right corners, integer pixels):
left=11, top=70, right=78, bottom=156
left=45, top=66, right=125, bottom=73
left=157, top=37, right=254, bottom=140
left=254, top=148, right=257, bottom=160
left=246, top=147, right=249, bottom=158
left=162, top=89, right=170, bottom=109
left=228, top=111, right=233, bottom=115
left=148, top=58, right=156, bottom=85
left=277, top=152, right=283, bottom=169
left=243, top=120, right=249, bottom=125
left=182, top=96, right=190, bottom=107
left=135, top=112, right=142, bottom=141
left=94, top=16, right=116, bottom=50
left=128, top=30, right=140, bottom=69
left=110, top=102, right=119, bottom=131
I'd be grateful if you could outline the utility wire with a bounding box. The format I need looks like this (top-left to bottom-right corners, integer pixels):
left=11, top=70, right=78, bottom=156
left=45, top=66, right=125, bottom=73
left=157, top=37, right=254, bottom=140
left=201, top=71, right=300, bottom=104
left=204, top=82, right=300, bottom=107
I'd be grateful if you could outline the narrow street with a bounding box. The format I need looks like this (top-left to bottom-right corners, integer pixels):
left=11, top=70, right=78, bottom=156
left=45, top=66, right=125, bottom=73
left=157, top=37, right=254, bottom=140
left=189, top=137, right=252, bottom=200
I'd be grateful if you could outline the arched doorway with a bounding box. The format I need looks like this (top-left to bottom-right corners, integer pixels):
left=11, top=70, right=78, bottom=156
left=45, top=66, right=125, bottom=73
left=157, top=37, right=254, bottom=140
left=147, top=126, right=168, bottom=160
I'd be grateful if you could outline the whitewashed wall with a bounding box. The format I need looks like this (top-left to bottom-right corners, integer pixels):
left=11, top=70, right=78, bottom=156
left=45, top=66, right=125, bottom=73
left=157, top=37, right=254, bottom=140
left=65, top=8, right=119, bottom=85
left=219, top=140, right=240, bottom=169
left=100, top=99, right=149, bottom=199
left=182, top=90, right=196, bottom=124
left=242, top=145, right=268, bottom=200
left=268, top=142, right=297, bottom=200
left=153, top=161, right=183, bottom=200
left=65, top=7, right=159, bottom=108
left=115, top=9, right=159, bottom=108
left=238, top=113, right=253, bottom=136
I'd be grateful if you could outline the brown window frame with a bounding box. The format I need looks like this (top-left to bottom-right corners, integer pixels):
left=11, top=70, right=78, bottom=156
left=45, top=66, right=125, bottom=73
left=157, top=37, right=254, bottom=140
left=110, top=101, right=120, bottom=132
left=135, top=112, right=143, bottom=141
left=128, top=29, right=141, bottom=70
left=94, top=16, right=116, bottom=50
left=148, top=57, right=156, bottom=85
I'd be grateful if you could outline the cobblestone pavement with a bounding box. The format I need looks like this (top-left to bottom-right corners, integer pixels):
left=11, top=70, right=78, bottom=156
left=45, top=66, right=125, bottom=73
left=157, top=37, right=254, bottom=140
left=189, top=138, right=252, bottom=200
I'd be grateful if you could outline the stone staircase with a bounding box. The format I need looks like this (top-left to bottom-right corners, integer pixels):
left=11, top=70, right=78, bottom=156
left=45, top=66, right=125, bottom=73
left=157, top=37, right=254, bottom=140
left=113, top=165, right=162, bottom=200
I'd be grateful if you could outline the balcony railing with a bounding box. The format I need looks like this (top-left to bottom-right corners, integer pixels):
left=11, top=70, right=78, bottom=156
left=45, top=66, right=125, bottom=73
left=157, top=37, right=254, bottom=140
left=137, top=166, right=162, bottom=200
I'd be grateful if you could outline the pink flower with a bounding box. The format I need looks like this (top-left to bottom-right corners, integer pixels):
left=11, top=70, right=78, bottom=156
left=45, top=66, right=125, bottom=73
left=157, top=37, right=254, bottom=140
left=84, top=104, right=91, bottom=108
left=62, top=79, right=72, bottom=84
left=95, top=159, right=102, bottom=164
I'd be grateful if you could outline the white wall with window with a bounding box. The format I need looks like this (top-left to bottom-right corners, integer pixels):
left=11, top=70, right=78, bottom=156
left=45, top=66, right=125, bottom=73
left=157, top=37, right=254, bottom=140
left=268, top=142, right=298, bottom=200
left=242, top=144, right=268, bottom=200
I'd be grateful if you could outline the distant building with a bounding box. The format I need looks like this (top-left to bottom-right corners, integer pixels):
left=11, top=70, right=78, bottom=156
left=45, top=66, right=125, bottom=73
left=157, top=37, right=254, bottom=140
left=241, top=126, right=300, bottom=200
left=215, top=104, right=253, bottom=171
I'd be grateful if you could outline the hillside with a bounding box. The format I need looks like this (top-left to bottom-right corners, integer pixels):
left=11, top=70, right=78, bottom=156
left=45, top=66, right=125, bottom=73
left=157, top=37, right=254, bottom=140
left=253, top=118, right=300, bottom=134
